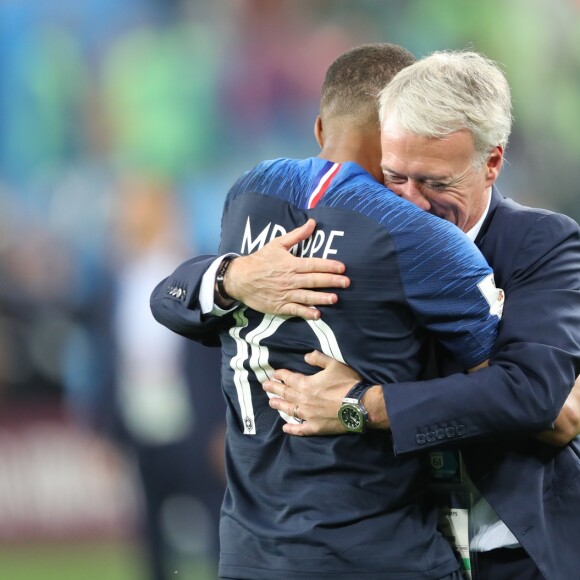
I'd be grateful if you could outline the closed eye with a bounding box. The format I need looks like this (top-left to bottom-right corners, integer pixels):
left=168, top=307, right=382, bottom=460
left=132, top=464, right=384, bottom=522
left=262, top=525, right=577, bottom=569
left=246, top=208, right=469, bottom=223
left=383, top=174, right=407, bottom=185
left=425, top=181, right=448, bottom=191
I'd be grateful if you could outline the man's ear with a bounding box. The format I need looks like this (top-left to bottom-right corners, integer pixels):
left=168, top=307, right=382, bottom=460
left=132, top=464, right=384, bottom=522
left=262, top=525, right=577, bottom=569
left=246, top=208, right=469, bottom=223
left=314, top=116, right=324, bottom=148
left=485, top=145, right=503, bottom=186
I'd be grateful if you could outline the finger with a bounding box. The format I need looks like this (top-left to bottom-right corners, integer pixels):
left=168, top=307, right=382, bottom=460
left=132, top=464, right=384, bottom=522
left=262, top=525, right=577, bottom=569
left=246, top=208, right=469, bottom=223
left=282, top=422, right=312, bottom=436
left=277, top=219, right=317, bottom=251
left=274, top=221, right=348, bottom=276
left=535, top=430, right=565, bottom=447
left=263, top=379, right=293, bottom=399
left=275, top=289, right=342, bottom=320
left=277, top=304, right=322, bottom=321
left=304, top=350, right=334, bottom=369
left=268, top=396, right=295, bottom=415
left=287, top=273, right=350, bottom=290
left=272, top=368, right=303, bottom=386
left=295, top=257, right=348, bottom=277
left=269, top=398, right=308, bottom=431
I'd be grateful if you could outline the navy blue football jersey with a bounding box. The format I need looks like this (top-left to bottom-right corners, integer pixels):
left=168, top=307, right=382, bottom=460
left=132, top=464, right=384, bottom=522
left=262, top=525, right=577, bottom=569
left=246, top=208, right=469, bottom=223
left=216, top=158, right=500, bottom=579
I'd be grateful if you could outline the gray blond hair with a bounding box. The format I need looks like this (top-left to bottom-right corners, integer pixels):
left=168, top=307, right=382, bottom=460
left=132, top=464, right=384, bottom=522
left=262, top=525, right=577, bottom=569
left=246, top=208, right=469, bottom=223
left=378, top=50, right=512, bottom=167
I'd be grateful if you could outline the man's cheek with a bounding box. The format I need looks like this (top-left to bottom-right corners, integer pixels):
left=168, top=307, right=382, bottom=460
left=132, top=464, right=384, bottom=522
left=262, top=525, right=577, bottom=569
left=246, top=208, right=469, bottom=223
left=427, top=206, right=446, bottom=220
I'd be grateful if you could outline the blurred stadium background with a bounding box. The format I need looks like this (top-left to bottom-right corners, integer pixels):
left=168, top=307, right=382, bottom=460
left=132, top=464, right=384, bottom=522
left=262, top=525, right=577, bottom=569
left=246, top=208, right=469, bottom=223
left=0, top=1, right=578, bottom=579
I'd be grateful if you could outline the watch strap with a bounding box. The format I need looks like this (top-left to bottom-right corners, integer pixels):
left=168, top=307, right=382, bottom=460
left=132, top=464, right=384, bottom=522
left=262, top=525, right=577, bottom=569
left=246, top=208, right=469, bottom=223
left=344, top=381, right=374, bottom=403
left=216, top=255, right=237, bottom=301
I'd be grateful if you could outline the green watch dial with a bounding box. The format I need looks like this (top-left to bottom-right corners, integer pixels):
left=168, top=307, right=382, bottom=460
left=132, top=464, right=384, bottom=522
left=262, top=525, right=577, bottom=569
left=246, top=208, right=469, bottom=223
left=340, top=405, right=363, bottom=430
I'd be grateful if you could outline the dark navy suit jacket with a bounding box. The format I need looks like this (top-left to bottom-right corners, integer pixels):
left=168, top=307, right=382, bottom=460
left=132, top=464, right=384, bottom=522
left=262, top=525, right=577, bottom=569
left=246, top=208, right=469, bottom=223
left=385, top=188, right=580, bottom=580
left=151, top=187, right=580, bottom=580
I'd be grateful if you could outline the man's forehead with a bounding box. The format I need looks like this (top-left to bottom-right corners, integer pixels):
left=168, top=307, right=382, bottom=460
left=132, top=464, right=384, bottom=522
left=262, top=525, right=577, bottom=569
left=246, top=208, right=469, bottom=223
left=380, top=141, right=452, bottom=178
left=381, top=127, right=475, bottom=171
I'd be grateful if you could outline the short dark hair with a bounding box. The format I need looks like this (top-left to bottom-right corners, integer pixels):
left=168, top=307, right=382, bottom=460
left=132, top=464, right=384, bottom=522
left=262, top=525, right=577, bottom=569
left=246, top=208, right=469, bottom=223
left=320, top=43, right=416, bottom=126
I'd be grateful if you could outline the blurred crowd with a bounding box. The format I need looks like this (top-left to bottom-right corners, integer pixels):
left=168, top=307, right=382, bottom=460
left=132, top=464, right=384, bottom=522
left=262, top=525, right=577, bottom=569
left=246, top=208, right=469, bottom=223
left=0, top=0, right=578, bottom=578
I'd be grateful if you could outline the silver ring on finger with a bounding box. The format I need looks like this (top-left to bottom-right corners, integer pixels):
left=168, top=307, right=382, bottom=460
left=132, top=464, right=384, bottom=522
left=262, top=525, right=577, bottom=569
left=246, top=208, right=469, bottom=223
left=292, top=404, right=304, bottom=424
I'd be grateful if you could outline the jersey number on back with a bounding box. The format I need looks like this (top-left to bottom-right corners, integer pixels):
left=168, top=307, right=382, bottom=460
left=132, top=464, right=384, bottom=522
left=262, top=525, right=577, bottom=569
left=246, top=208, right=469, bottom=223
left=229, top=307, right=345, bottom=434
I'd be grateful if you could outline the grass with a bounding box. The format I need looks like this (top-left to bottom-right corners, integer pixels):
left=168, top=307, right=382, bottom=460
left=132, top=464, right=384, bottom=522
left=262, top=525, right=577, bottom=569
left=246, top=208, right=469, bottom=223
left=0, top=540, right=218, bottom=580
left=0, top=540, right=144, bottom=580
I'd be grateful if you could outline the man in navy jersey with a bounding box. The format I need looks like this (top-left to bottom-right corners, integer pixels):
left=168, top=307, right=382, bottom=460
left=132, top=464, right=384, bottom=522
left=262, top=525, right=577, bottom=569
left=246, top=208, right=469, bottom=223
left=151, top=44, right=504, bottom=579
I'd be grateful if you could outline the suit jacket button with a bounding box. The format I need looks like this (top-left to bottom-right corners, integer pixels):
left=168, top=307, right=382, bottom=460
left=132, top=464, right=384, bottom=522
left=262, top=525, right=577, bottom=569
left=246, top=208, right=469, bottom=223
left=435, top=428, right=446, bottom=440
left=426, top=431, right=436, bottom=442
left=416, top=434, right=426, bottom=445
left=456, top=425, right=466, bottom=436
left=446, top=427, right=456, bottom=438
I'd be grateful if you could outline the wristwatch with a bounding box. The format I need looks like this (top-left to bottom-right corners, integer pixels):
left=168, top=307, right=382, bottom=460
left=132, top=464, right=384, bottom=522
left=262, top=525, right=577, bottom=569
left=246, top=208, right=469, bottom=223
left=338, top=381, right=374, bottom=433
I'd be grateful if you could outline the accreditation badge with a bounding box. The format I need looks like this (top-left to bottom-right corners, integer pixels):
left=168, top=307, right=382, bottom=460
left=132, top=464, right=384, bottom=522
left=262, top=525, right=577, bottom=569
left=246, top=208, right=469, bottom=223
left=429, top=450, right=463, bottom=482
left=428, top=450, right=474, bottom=579
left=438, top=501, right=472, bottom=579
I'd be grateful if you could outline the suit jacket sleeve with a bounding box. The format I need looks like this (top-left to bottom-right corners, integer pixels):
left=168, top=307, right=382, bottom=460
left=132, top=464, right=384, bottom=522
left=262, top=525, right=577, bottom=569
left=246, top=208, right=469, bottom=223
left=150, top=254, right=230, bottom=346
left=384, top=208, right=580, bottom=454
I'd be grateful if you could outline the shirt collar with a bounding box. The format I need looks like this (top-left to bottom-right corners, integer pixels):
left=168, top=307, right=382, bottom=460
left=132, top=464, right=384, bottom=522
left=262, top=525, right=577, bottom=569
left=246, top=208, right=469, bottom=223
left=465, top=188, right=492, bottom=242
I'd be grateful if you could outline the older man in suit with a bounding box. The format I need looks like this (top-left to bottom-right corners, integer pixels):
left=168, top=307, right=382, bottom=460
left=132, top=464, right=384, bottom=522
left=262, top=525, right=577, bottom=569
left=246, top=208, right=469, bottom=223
left=151, top=51, right=580, bottom=579
left=262, top=52, right=580, bottom=580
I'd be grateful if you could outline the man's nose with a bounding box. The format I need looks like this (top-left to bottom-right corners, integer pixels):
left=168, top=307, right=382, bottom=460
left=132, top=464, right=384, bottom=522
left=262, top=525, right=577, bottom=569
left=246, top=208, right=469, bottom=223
left=399, top=182, right=431, bottom=211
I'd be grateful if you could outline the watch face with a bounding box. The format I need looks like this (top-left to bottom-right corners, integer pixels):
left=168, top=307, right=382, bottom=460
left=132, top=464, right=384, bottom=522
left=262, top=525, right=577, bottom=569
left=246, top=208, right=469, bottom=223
left=340, top=405, right=363, bottom=431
